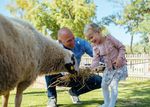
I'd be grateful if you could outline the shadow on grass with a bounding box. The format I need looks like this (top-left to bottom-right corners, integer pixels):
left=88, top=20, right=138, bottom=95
left=22, top=104, right=46, bottom=107
left=21, top=89, right=66, bottom=96
left=125, top=80, right=150, bottom=97
left=117, top=98, right=150, bottom=107
left=117, top=80, right=150, bottom=107
left=58, top=100, right=103, bottom=107
left=23, top=91, right=46, bottom=95
left=7, top=80, right=150, bottom=107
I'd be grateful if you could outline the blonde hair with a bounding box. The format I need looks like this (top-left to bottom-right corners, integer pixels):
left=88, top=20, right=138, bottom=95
left=84, top=23, right=109, bottom=36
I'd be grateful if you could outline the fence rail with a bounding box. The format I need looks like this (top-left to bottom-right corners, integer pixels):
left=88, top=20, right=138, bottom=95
left=32, top=54, right=150, bottom=88
left=80, top=54, right=150, bottom=80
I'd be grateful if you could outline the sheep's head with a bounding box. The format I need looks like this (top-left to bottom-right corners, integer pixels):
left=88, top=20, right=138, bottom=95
left=64, top=50, right=79, bottom=74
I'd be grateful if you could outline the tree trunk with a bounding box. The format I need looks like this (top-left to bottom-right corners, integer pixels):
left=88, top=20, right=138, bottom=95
left=148, top=34, right=150, bottom=44
left=130, top=34, right=134, bottom=54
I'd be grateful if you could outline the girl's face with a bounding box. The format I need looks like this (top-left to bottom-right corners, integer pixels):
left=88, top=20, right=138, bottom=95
left=85, top=30, right=102, bottom=45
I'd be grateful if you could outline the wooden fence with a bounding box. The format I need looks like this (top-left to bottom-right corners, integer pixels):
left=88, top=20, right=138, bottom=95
left=80, top=54, right=150, bottom=80
left=32, top=54, right=150, bottom=88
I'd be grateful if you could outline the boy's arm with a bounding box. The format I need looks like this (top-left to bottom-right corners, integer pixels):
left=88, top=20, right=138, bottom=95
left=83, top=39, right=93, bottom=57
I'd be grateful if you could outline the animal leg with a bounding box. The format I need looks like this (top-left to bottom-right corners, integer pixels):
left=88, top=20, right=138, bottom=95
left=15, top=81, right=31, bottom=107
left=2, top=92, right=10, bottom=107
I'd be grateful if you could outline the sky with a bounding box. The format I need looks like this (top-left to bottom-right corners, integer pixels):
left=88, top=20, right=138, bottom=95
left=0, top=0, right=141, bottom=45
left=93, top=0, right=141, bottom=45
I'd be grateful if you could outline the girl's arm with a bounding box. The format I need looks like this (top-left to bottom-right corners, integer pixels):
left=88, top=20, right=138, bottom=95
left=90, top=46, right=100, bottom=69
left=109, top=35, right=126, bottom=60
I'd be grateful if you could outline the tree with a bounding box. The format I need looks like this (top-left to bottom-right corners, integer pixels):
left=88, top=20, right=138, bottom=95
left=102, top=0, right=150, bottom=53
left=7, top=0, right=96, bottom=39
left=118, top=0, right=150, bottom=53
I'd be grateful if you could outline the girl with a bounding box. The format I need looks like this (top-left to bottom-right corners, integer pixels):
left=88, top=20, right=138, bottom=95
left=84, top=23, right=128, bottom=107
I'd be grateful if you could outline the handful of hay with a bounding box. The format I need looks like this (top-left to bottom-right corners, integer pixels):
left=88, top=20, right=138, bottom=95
left=49, top=64, right=105, bottom=88
left=91, top=62, right=106, bottom=73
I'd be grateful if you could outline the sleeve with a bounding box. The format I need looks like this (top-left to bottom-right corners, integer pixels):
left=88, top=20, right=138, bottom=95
left=90, top=46, right=100, bottom=69
left=109, top=35, right=126, bottom=60
left=82, top=39, right=93, bottom=57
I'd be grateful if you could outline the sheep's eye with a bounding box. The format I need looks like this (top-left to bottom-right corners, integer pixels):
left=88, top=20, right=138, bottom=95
left=65, top=63, right=75, bottom=74
left=71, top=66, right=74, bottom=70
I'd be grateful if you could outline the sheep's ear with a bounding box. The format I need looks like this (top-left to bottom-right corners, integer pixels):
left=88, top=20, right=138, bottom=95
left=71, top=54, right=75, bottom=65
left=71, top=55, right=79, bottom=72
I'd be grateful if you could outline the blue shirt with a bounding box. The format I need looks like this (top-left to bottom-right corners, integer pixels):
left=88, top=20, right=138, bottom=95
left=71, top=37, right=93, bottom=65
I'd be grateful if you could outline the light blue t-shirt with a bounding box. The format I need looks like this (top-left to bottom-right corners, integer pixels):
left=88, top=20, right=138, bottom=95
left=71, top=37, right=93, bottom=65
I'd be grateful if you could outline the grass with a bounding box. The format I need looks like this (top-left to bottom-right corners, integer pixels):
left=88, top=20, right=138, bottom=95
left=0, top=80, right=150, bottom=107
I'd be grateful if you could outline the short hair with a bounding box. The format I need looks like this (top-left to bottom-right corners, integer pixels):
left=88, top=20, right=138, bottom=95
left=57, top=27, right=72, bottom=38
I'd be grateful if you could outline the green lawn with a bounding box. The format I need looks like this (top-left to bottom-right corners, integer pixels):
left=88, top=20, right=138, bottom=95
left=0, top=80, right=150, bottom=107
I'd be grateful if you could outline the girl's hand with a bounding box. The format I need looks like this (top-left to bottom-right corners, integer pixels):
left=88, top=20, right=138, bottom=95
left=113, top=58, right=122, bottom=68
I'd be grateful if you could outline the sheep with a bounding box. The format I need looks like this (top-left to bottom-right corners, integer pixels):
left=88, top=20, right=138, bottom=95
left=0, top=14, right=79, bottom=107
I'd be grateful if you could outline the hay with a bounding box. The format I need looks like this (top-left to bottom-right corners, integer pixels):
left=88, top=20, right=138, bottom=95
left=49, top=64, right=105, bottom=88
left=49, top=67, right=91, bottom=87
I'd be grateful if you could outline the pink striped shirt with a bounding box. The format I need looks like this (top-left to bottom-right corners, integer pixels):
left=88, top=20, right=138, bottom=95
left=91, top=35, right=127, bottom=70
